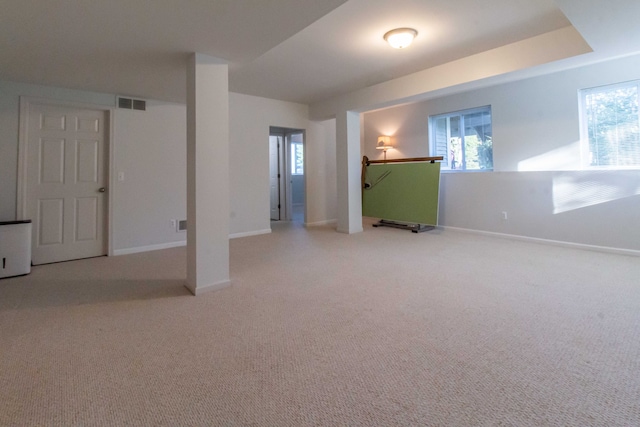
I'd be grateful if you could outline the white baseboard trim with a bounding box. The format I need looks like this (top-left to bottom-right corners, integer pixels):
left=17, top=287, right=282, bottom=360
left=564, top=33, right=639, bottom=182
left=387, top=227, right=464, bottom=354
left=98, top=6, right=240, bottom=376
left=184, top=279, right=231, bottom=296
left=112, top=229, right=272, bottom=256
left=229, top=228, right=272, bottom=239
left=441, top=226, right=640, bottom=257
left=113, top=240, right=186, bottom=256
left=336, top=226, right=364, bottom=234
left=305, top=219, right=337, bottom=227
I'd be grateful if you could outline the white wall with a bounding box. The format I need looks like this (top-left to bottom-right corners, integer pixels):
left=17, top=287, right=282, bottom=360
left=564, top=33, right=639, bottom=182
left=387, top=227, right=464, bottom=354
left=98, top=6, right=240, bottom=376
left=0, top=81, right=189, bottom=253
left=306, top=119, right=338, bottom=225
left=112, top=102, right=187, bottom=252
left=112, top=92, right=337, bottom=246
left=229, top=92, right=336, bottom=234
left=1, top=82, right=339, bottom=254
left=439, top=171, right=640, bottom=251
left=363, top=54, right=640, bottom=252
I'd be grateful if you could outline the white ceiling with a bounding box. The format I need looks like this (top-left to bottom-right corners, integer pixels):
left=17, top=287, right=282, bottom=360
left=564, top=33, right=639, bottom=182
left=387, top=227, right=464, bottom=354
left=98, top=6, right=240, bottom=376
left=231, top=0, right=570, bottom=103
left=2, top=0, right=640, bottom=106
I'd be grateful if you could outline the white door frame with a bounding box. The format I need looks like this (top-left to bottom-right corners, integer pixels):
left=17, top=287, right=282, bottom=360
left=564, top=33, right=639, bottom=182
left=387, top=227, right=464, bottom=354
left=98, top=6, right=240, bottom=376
left=269, top=134, right=282, bottom=220
left=269, top=127, right=305, bottom=222
left=284, top=130, right=305, bottom=222
left=17, top=96, right=115, bottom=257
left=283, top=132, right=292, bottom=221
left=269, top=129, right=290, bottom=221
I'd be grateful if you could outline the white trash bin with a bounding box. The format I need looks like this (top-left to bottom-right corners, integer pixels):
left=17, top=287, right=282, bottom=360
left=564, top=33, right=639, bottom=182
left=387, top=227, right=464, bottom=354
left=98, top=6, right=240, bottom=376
left=0, top=220, right=32, bottom=279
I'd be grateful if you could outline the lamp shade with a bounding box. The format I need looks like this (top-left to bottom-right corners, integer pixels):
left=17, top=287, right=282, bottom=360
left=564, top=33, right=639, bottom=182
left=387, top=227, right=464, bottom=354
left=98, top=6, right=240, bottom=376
left=376, top=136, right=392, bottom=150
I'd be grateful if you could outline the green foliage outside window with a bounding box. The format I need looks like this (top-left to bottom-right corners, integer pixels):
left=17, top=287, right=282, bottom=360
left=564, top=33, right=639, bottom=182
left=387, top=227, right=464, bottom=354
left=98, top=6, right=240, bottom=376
left=583, top=83, right=640, bottom=168
left=430, top=106, right=493, bottom=171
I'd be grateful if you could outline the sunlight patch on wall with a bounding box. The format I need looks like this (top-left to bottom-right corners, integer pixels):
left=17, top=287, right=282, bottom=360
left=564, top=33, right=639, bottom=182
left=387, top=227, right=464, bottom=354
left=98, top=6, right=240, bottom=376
left=552, top=171, right=640, bottom=214
left=518, top=141, right=581, bottom=171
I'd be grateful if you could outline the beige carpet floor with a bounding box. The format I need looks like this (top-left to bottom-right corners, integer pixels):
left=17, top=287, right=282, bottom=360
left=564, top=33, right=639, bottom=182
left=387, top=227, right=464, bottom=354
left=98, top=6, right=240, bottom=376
left=1, top=221, right=639, bottom=426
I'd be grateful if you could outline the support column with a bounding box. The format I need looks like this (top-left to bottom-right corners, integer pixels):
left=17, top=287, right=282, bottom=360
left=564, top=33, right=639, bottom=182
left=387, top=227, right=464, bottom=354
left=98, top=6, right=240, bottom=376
left=185, top=53, right=230, bottom=295
left=335, top=110, right=363, bottom=234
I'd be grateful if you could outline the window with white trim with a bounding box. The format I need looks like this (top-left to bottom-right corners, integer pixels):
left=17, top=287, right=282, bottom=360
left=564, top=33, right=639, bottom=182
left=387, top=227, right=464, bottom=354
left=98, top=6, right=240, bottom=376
left=290, top=142, right=304, bottom=175
left=580, top=81, right=640, bottom=169
left=429, top=106, right=493, bottom=171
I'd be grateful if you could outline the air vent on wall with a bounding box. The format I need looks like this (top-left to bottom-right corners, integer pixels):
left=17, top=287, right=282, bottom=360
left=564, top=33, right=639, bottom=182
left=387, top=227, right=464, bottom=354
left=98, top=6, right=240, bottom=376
left=117, top=96, right=146, bottom=111
left=118, top=97, right=132, bottom=109
left=132, top=99, right=146, bottom=111
left=177, top=220, right=187, bottom=232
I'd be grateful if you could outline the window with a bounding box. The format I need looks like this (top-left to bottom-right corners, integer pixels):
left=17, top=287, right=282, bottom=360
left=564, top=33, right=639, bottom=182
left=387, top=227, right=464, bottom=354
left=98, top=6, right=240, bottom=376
left=429, top=106, right=493, bottom=171
left=580, top=81, right=640, bottom=169
left=290, top=142, right=304, bottom=175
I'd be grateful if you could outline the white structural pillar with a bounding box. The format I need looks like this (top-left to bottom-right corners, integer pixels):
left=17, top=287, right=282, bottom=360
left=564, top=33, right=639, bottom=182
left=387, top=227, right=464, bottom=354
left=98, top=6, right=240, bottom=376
left=335, top=110, right=363, bottom=234
left=185, top=53, right=231, bottom=295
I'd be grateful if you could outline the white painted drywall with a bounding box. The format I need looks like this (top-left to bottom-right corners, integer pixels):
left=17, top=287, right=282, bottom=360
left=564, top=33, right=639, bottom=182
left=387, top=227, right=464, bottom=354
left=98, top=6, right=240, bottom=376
left=306, top=119, right=338, bottom=225
left=310, top=26, right=592, bottom=120
left=229, top=92, right=310, bottom=233
left=335, top=111, right=364, bottom=234
left=439, top=170, right=640, bottom=250
left=362, top=53, right=640, bottom=251
left=112, top=101, right=187, bottom=252
left=1, top=81, right=339, bottom=255
left=185, top=53, right=230, bottom=295
left=0, top=81, right=190, bottom=254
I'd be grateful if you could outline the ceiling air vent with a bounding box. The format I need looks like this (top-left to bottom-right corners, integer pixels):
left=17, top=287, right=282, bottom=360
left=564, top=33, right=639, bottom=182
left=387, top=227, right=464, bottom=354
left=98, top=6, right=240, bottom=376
left=117, top=96, right=146, bottom=111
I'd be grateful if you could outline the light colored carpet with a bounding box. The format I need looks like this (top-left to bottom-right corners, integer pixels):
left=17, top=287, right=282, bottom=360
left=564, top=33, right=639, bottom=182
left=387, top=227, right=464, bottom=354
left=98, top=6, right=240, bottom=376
left=1, top=221, right=639, bottom=426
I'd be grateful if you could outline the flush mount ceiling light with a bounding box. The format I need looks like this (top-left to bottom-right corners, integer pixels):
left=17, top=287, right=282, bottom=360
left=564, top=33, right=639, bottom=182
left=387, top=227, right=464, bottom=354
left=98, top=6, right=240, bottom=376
left=383, top=27, right=418, bottom=49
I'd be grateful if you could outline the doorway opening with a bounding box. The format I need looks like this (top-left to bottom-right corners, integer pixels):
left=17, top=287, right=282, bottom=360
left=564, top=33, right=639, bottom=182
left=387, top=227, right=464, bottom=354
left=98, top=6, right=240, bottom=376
left=269, top=127, right=305, bottom=224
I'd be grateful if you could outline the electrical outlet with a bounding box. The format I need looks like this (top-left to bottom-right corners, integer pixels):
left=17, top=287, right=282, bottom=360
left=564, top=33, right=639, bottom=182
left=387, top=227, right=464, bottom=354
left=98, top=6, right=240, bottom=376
left=501, top=211, right=508, bottom=220
left=170, top=219, right=176, bottom=229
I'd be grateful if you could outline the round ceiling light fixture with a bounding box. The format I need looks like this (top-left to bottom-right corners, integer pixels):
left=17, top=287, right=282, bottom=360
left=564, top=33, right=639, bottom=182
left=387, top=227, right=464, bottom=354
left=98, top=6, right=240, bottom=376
left=383, top=27, right=418, bottom=49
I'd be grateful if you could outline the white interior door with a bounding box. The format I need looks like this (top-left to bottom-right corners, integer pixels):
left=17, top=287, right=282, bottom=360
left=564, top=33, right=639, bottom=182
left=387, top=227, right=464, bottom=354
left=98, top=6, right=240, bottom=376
left=26, top=103, right=107, bottom=265
left=269, top=135, right=281, bottom=220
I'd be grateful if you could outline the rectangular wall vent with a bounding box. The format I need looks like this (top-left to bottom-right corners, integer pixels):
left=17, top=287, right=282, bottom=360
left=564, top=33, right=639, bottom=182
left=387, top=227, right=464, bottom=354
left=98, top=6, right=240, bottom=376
left=132, top=99, right=146, bottom=111
left=117, top=97, right=146, bottom=111
left=177, top=220, right=187, bottom=232
left=118, top=97, right=133, bottom=109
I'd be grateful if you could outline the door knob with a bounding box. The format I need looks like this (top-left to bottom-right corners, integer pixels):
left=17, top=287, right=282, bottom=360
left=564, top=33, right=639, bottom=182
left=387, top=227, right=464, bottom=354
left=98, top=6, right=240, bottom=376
left=98, top=187, right=106, bottom=193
